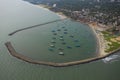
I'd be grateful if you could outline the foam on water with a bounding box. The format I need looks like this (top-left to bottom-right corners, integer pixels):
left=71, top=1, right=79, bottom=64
left=102, top=55, right=120, bottom=63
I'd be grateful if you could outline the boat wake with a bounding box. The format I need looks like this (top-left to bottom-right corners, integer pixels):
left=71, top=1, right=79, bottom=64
left=102, top=55, right=120, bottom=63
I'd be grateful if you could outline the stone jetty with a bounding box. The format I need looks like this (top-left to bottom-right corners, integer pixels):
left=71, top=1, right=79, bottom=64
left=5, top=42, right=120, bottom=67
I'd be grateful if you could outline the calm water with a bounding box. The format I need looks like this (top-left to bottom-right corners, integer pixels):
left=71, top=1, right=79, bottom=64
left=0, top=0, right=120, bottom=80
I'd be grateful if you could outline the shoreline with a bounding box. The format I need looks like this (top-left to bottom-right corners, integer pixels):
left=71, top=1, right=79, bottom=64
left=88, top=23, right=101, bottom=56
left=56, top=12, right=67, bottom=19
left=6, top=4, right=120, bottom=67
left=75, top=20, right=107, bottom=56
left=88, top=23, right=108, bottom=56
left=36, top=4, right=67, bottom=19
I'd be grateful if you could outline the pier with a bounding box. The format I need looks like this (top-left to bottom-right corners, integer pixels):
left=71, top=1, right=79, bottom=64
left=9, top=19, right=67, bottom=36
left=5, top=42, right=120, bottom=67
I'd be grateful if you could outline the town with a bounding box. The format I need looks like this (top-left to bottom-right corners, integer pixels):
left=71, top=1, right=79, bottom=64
left=23, top=0, right=120, bottom=53
left=24, top=0, right=120, bottom=33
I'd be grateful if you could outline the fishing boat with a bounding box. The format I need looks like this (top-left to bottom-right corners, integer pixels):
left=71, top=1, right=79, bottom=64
left=59, top=52, right=64, bottom=55
left=60, top=38, right=64, bottom=41
left=75, top=45, right=80, bottom=47
left=51, top=40, right=56, bottom=43
left=57, top=29, right=61, bottom=31
left=67, top=46, right=72, bottom=49
left=50, top=45, right=55, bottom=47
left=52, top=37, right=56, bottom=39
left=62, top=42, right=66, bottom=45
left=58, top=48, right=64, bottom=51
left=48, top=48, right=54, bottom=51
left=70, top=35, right=74, bottom=38
left=64, top=32, right=68, bottom=34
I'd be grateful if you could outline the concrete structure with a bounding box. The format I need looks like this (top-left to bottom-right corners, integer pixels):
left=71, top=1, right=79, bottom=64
left=5, top=42, right=120, bottom=67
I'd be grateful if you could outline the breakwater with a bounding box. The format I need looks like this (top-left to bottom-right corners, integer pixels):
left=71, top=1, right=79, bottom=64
left=9, top=19, right=67, bottom=36
left=5, top=42, right=120, bottom=67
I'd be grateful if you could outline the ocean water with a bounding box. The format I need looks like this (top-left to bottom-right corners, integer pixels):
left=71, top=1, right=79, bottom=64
left=0, top=0, right=120, bottom=80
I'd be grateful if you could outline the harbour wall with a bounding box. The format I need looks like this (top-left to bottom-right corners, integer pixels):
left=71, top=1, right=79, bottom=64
left=9, top=19, right=67, bottom=36
left=5, top=42, right=120, bottom=67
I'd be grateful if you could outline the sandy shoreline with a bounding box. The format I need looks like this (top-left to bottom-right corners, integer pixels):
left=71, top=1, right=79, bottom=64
left=35, top=4, right=50, bottom=11
left=36, top=4, right=67, bottom=19
left=56, top=12, right=67, bottom=19
left=88, top=23, right=108, bottom=56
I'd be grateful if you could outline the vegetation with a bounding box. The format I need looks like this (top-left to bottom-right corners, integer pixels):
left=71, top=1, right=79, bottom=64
left=24, top=0, right=120, bottom=28
left=102, top=31, right=120, bottom=53
left=24, top=0, right=120, bottom=14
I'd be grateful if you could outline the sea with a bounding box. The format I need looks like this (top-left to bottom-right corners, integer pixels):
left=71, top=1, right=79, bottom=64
left=0, top=0, right=120, bottom=80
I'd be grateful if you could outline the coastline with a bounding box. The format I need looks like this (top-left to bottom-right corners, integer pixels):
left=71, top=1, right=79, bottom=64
left=88, top=23, right=108, bottom=56
left=75, top=19, right=108, bottom=56
left=36, top=4, right=67, bottom=19
left=56, top=12, right=67, bottom=19
left=5, top=4, right=120, bottom=67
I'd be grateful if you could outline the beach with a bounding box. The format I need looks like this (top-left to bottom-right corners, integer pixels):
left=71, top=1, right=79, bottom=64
left=88, top=23, right=109, bottom=56
left=36, top=4, right=67, bottom=19
left=56, top=12, right=67, bottom=19
left=36, top=4, right=50, bottom=11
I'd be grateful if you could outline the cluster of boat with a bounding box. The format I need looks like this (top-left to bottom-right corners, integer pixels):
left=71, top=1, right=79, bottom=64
left=48, top=25, right=81, bottom=55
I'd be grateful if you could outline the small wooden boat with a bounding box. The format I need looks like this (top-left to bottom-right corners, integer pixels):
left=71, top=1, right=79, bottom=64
left=62, top=26, right=65, bottom=28
left=57, top=29, right=61, bottom=31
left=64, top=32, right=68, bottom=34
left=52, top=37, right=56, bottom=39
left=62, top=42, right=66, bottom=45
left=67, top=46, right=72, bottom=49
left=75, top=45, right=80, bottom=47
left=58, top=48, right=64, bottom=51
left=64, top=29, right=68, bottom=31
left=70, top=35, right=74, bottom=38
left=51, top=30, right=55, bottom=32
left=60, top=38, right=64, bottom=41
left=51, top=40, right=56, bottom=43
left=53, top=33, right=57, bottom=35
left=48, top=48, right=54, bottom=51
left=74, top=39, right=79, bottom=42
left=59, top=35, right=63, bottom=38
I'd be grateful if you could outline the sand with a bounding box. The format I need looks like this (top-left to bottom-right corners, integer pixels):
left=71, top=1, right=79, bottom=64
left=56, top=12, right=67, bottom=19
left=88, top=23, right=109, bottom=56
left=36, top=5, right=67, bottom=19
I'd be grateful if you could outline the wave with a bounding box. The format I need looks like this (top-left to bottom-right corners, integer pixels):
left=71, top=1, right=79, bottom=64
left=102, top=55, right=120, bottom=63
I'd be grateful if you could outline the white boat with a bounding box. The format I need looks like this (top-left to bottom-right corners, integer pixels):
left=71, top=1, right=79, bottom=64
left=59, top=52, right=64, bottom=55
left=50, top=45, right=55, bottom=47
